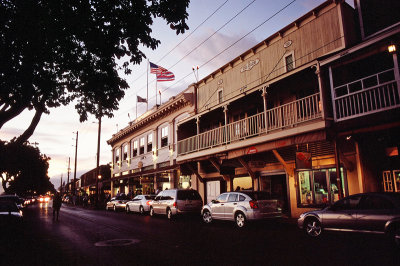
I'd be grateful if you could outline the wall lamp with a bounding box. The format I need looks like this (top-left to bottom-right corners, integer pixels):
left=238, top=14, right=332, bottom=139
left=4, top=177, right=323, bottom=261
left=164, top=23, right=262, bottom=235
left=388, top=44, right=397, bottom=53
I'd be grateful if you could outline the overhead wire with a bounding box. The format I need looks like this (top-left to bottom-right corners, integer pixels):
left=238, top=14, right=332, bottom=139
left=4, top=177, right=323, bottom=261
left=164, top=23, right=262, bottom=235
left=123, top=0, right=258, bottom=101
left=128, top=0, right=230, bottom=85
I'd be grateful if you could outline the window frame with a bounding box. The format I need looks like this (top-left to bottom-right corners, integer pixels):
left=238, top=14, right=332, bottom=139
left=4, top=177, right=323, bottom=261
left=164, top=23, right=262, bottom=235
left=147, top=133, right=153, bottom=153
left=284, top=51, right=295, bottom=72
left=139, top=137, right=145, bottom=154
left=217, top=89, right=223, bottom=104
left=161, top=126, right=168, bottom=148
left=297, top=166, right=347, bottom=208
left=132, top=140, right=138, bottom=157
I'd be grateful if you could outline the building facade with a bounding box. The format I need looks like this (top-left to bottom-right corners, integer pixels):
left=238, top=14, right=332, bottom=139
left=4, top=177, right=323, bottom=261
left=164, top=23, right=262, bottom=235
left=107, top=89, right=195, bottom=197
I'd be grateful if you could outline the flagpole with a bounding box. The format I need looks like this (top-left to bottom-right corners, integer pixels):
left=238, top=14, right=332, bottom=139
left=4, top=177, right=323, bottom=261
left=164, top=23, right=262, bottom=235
left=136, top=94, right=138, bottom=120
left=156, top=81, right=158, bottom=107
left=146, top=59, right=149, bottom=111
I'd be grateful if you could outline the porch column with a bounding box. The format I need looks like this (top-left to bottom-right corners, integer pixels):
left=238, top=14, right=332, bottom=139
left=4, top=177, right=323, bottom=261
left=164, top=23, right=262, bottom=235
left=223, top=105, right=228, bottom=144
left=315, top=63, right=326, bottom=119
left=392, top=52, right=400, bottom=98
left=334, top=139, right=344, bottom=199
left=196, top=116, right=200, bottom=151
left=110, top=180, right=114, bottom=197
left=262, top=86, right=268, bottom=133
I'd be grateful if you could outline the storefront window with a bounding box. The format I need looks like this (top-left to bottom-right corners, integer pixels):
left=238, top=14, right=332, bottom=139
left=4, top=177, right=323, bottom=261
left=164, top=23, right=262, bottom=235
left=299, top=171, right=313, bottom=205
left=179, top=175, right=191, bottom=189
left=297, top=167, right=346, bottom=207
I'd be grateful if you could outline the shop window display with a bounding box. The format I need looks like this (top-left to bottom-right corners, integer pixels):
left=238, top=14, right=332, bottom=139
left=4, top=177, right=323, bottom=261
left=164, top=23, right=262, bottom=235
left=298, top=167, right=346, bottom=207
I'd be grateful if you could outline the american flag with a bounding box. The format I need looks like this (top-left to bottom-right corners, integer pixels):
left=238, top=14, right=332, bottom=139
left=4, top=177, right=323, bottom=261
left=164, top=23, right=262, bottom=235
left=150, top=62, right=175, bottom=82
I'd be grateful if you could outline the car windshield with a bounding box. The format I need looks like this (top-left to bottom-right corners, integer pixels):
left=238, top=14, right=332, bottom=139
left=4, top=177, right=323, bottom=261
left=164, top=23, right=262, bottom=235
left=242, top=191, right=274, bottom=200
left=177, top=190, right=202, bottom=200
left=0, top=202, right=19, bottom=212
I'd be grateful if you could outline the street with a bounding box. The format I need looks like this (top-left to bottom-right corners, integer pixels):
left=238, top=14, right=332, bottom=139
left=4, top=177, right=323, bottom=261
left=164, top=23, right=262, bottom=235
left=1, top=202, right=399, bottom=266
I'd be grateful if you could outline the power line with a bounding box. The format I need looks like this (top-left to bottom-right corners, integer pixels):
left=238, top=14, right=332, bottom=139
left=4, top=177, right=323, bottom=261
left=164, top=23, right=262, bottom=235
left=124, top=0, right=257, bottom=101
left=128, top=0, right=230, bottom=85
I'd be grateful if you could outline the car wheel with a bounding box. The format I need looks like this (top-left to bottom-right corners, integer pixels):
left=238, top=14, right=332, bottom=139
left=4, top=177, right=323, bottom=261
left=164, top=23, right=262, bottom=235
left=126, top=206, right=130, bottom=214
left=235, top=212, right=246, bottom=228
left=113, top=205, right=116, bottom=212
left=202, top=210, right=212, bottom=224
left=304, top=218, right=322, bottom=237
left=150, top=207, right=154, bottom=217
left=167, top=208, right=173, bottom=220
left=139, top=206, right=144, bottom=215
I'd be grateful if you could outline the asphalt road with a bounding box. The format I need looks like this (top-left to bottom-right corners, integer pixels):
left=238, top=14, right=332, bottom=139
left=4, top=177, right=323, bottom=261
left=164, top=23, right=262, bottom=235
left=1, top=202, right=399, bottom=266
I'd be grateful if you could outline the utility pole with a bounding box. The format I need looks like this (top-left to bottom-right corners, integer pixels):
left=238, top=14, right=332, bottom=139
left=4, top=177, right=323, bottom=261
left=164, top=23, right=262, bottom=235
left=60, top=174, right=63, bottom=193
left=67, top=157, right=70, bottom=193
left=73, top=131, right=78, bottom=196
left=95, top=113, right=102, bottom=207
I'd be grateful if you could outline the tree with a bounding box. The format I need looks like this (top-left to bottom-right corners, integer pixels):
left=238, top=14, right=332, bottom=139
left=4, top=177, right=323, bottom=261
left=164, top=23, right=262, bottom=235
left=0, top=0, right=190, bottom=143
left=0, top=140, right=54, bottom=195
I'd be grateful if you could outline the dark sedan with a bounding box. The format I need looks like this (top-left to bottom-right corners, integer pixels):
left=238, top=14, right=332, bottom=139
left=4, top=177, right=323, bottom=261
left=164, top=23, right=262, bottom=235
left=297, top=192, right=400, bottom=247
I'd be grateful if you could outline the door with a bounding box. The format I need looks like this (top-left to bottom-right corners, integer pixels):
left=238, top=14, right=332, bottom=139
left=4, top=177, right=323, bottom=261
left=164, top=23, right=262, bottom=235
left=211, top=193, right=228, bottom=219
left=132, top=196, right=141, bottom=212
left=322, top=195, right=361, bottom=230
left=207, top=181, right=220, bottom=203
left=152, top=194, right=163, bottom=214
left=224, top=193, right=238, bottom=220
left=356, top=194, right=395, bottom=232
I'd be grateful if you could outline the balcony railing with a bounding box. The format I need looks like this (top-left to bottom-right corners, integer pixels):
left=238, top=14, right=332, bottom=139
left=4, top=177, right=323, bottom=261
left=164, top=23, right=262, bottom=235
left=333, top=68, right=400, bottom=121
left=177, top=93, right=321, bottom=155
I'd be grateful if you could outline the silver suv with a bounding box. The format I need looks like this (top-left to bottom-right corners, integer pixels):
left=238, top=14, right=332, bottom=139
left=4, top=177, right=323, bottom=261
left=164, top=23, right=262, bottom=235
left=149, top=189, right=203, bottom=219
left=201, top=191, right=284, bottom=228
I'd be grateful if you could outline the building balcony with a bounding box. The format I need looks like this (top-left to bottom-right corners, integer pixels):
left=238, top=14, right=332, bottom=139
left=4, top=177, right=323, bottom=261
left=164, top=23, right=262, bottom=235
left=332, top=68, right=400, bottom=122
left=177, top=93, right=322, bottom=157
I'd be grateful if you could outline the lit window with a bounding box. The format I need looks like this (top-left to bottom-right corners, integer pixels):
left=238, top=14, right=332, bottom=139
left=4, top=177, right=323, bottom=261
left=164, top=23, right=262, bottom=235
left=298, top=167, right=346, bottom=207
left=285, top=53, right=294, bottom=72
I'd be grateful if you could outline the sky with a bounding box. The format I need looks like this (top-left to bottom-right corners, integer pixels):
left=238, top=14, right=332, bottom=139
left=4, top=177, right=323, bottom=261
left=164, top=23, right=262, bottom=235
left=0, top=0, right=355, bottom=193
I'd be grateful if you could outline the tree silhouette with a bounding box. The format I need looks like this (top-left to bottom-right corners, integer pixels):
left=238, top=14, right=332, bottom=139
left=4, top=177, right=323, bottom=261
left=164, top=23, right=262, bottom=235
left=0, top=0, right=190, bottom=144
left=0, top=140, right=54, bottom=195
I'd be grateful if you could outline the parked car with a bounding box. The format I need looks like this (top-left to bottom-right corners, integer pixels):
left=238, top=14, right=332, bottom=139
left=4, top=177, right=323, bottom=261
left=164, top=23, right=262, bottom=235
left=149, top=189, right=203, bottom=219
left=106, top=194, right=129, bottom=211
left=0, top=201, right=23, bottom=225
left=201, top=191, right=284, bottom=228
left=297, top=192, right=400, bottom=247
left=0, top=195, right=25, bottom=209
left=126, top=195, right=156, bottom=214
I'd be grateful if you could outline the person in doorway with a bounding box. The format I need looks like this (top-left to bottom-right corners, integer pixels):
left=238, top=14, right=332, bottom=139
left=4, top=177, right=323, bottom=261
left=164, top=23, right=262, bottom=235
left=52, top=192, right=62, bottom=221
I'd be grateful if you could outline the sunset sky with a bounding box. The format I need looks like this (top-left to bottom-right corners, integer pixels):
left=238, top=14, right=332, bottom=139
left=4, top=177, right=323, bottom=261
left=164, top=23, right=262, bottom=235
left=0, top=0, right=354, bottom=192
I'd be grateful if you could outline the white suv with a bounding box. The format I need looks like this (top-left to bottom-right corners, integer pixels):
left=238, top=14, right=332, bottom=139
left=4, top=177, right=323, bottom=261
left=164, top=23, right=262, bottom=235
left=149, top=189, right=203, bottom=219
left=201, top=191, right=284, bottom=228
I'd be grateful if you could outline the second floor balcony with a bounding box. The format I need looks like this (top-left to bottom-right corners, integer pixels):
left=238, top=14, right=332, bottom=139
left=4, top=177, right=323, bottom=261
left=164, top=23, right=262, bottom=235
left=177, top=93, right=322, bottom=156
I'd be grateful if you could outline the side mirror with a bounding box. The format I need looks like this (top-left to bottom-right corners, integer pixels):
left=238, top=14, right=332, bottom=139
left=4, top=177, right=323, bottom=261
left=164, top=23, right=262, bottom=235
left=211, top=200, right=218, bottom=204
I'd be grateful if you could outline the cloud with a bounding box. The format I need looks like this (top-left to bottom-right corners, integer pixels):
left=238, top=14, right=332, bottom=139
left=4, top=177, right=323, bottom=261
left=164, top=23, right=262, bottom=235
left=175, top=28, right=258, bottom=73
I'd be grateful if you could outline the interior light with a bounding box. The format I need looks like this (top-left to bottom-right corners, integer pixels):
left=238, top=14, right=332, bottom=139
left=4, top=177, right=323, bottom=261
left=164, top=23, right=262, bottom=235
left=346, top=135, right=352, bottom=140
left=388, top=44, right=396, bottom=53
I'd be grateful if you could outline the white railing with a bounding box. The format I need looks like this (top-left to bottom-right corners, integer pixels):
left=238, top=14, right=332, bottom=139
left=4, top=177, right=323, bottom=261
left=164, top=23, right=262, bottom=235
left=177, top=93, right=321, bottom=155
left=333, top=68, right=400, bottom=121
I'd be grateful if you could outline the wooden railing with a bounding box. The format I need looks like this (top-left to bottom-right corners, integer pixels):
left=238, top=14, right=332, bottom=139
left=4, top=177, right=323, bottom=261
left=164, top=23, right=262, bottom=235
left=333, top=68, right=400, bottom=121
left=177, top=93, right=322, bottom=155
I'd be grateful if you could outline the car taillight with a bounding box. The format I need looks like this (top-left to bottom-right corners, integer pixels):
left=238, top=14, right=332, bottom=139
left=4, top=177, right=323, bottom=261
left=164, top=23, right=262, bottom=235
left=146, top=200, right=151, bottom=206
left=249, top=200, right=258, bottom=209
left=173, top=202, right=177, bottom=208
